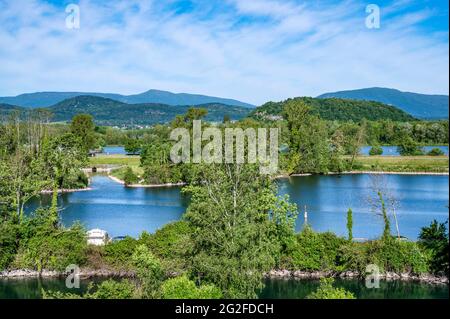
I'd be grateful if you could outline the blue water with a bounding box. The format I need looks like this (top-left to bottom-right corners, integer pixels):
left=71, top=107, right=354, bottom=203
left=277, top=174, right=449, bottom=240
left=28, top=175, right=188, bottom=238
left=28, top=174, right=449, bottom=240
left=360, top=145, right=448, bottom=156
left=102, top=146, right=126, bottom=155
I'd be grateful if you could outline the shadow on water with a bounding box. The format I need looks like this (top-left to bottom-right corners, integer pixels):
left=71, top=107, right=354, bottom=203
left=260, top=278, right=449, bottom=299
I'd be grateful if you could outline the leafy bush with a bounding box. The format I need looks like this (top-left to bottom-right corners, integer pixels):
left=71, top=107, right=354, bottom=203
left=306, top=278, right=356, bottom=299
left=132, top=244, right=164, bottom=298
left=123, top=167, right=139, bottom=186
left=289, top=227, right=346, bottom=271
left=161, top=275, right=222, bottom=299
left=427, top=148, right=445, bottom=156
left=369, top=146, right=383, bottom=156
left=418, top=220, right=449, bottom=275
left=43, top=279, right=136, bottom=299
left=104, top=236, right=139, bottom=269
left=0, top=220, right=19, bottom=269
left=365, top=239, right=428, bottom=274
left=15, top=217, right=87, bottom=272
left=397, top=138, right=424, bottom=156
left=85, top=279, right=136, bottom=299
left=144, top=221, right=193, bottom=273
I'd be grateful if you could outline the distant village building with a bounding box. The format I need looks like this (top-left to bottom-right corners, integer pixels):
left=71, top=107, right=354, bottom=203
left=87, top=229, right=110, bottom=246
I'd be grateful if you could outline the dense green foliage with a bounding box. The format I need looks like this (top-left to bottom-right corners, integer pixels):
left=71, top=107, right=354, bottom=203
left=123, top=167, right=139, bottom=186
left=251, top=97, right=416, bottom=122
left=43, top=279, right=137, bottom=299
left=397, top=137, right=424, bottom=156
left=427, top=148, right=445, bottom=156
left=347, top=209, right=353, bottom=241
left=161, top=275, right=222, bottom=299
left=70, top=114, right=97, bottom=151
left=369, top=146, right=383, bottom=156
left=306, top=278, right=356, bottom=299
left=317, top=87, right=449, bottom=120
left=418, top=220, right=449, bottom=275
left=183, top=163, right=298, bottom=298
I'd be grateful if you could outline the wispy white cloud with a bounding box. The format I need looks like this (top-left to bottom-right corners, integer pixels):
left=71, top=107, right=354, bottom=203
left=0, top=0, right=448, bottom=105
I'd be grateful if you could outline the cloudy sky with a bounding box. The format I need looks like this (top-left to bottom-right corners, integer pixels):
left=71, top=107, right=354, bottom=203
left=0, top=0, right=448, bottom=105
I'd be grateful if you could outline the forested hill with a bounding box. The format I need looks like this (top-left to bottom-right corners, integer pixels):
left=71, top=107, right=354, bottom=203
left=318, top=87, right=448, bottom=120
left=0, top=103, right=24, bottom=118
left=249, top=97, right=417, bottom=122
left=47, top=95, right=250, bottom=125
left=0, top=89, right=254, bottom=108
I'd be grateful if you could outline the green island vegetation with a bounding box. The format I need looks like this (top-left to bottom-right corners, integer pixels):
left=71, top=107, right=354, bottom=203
left=0, top=98, right=449, bottom=299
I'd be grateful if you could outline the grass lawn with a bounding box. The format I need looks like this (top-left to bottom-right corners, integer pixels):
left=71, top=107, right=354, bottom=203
left=351, top=155, right=449, bottom=173
left=89, top=155, right=141, bottom=166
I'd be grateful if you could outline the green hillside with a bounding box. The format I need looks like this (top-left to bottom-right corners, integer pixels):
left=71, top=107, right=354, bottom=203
left=249, top=97, right=417, bottom=122
left=48, top=96, right=250, bottom=125
left=318, top=87, right=448, bottom=120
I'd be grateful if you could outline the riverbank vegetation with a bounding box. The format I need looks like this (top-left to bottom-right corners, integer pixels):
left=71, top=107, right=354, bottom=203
left=1, top=100, right=449, bottom=300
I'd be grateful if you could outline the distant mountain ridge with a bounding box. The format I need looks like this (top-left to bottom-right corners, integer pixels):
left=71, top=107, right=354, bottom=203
left=0, top=96, right=251, bottom=126
left=317, top=87, right=448, bottom=119
left=0, top=89, right=255, bottom=108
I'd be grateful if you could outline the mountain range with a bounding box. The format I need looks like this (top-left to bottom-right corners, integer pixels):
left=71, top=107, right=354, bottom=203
left=0, top=89, right=254, bottom=109
left=318, top=87, right=448, bottom=119
left=1, top=87, right=448, bottom=125
left=1, top=96, right=251, bottom=126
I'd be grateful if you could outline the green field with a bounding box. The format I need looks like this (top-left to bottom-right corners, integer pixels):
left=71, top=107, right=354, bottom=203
left=91, top=154, right=449, bottom=175
left=89, top=155, right=141, bottom=166
left=352, top=155, right=449, bottom=173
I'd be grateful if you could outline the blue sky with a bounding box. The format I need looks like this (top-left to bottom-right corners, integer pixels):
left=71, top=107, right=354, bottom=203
left=0, top=0, right=448, bottom=104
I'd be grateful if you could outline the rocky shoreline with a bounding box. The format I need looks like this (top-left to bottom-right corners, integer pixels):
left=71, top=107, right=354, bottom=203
left=2, top=268, right=447, bottom=285
left=265, top=269, right=449, bottom=285
left=0, top=269, right=135, bottom=279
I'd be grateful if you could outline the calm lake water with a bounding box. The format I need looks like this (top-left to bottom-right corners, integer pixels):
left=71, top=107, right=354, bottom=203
left=28, top=175, right=189, bottom=238
left=103, top=146, right=449, bottom=156
left=27, top=174, right=448, bottom=240
left=360, top=145, right=449, bottom=156
left=0, top=277, right=447, bottom=299
left=102, top=146, right=127, bottom=155
left=277, top=174, right=449, bottom=240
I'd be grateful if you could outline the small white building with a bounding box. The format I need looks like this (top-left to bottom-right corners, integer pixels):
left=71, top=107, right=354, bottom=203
left=87, top=229, right=110, bottom=246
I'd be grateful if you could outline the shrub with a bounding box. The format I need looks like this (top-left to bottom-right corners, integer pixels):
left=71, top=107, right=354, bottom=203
left=365, top=238, right=429, bottom=274
left=132, top=244, right=164, bottom=298
left=427, top=148, right=445, bottom=156
left=85, top=279, right=136, bottom=299
left=369, top=146, right=383, bottom=156
left=306, top=278, right=356, bottom=299
left=161, top=275, right=222, bottom=299
left=123, top=167, right=139, bottom=186
left=104, top=236, right=139, bottom=269
left=0, top=221, right=19, bottom=270
left=397, top=138, right=424, bottom=156
left=289, top=227, right=346, bottom=271
left=15, top=221, right=87, bottom=272
left=146, top=221, right=192, bottom=258
left=337, top=241, right=368, bottom=273
left=43, top=279, right=136, bottom=299
left=418, top=220, right=449, bottom=275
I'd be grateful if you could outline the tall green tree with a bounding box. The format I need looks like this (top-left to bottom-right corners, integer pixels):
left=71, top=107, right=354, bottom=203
left=184, top=163, right=297, bottom=298
left=346, top=208, right=353, bottom=241
left=70, top=114, right=96, bottom=152
left=283, top=99, right=330, bottom=173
